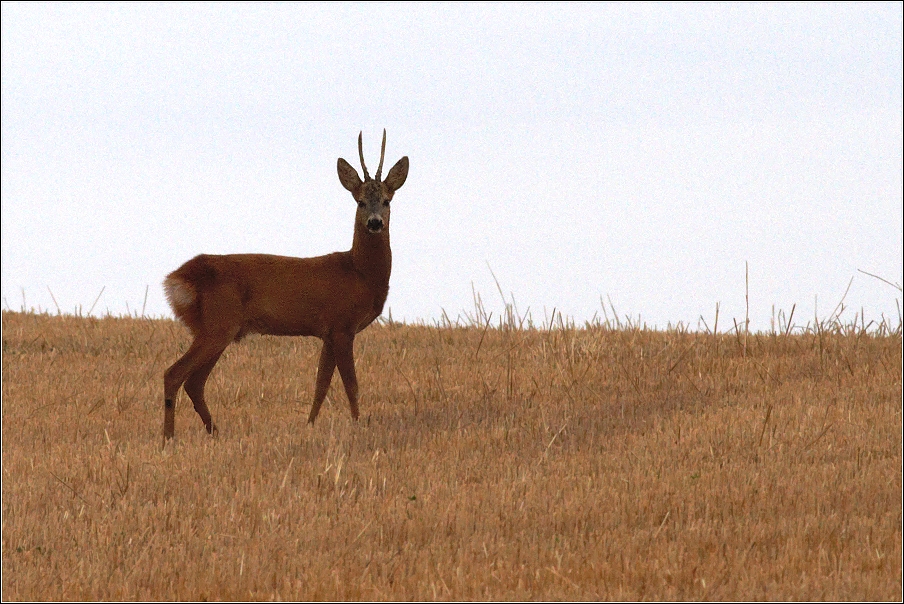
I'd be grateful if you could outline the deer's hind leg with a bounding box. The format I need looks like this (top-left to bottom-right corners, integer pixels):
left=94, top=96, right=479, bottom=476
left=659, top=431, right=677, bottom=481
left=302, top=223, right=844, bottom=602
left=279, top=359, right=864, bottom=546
left=164, top=286, right=243, bottom=441
left=164, top=328, right=240, bottom=443
left=183, top=349, right=227, bottom=435
left=164, top=336, right=232, bottom=440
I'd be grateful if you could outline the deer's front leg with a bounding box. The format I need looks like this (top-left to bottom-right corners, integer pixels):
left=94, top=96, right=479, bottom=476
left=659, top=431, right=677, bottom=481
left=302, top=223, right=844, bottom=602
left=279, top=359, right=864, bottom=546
left=332, top=331, right=359, bottom=421
left=308, top=339, right=335, bottom=424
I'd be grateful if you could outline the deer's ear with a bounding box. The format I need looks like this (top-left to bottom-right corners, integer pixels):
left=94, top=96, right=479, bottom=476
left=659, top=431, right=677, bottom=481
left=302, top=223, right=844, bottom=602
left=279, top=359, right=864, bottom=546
left=383, top=156, right=409, bottom=192
left=337, top=158, right=362, bottom=192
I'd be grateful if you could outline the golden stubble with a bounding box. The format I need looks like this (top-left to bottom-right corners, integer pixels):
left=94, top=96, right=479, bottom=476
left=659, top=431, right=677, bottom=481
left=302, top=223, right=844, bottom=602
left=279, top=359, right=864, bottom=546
left=1, top=310, right=901, bottom=600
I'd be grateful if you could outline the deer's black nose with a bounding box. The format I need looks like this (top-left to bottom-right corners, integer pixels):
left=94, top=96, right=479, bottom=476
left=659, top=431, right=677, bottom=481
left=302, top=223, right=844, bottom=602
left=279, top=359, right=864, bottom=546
left=367, top=218, right=384, bottom=232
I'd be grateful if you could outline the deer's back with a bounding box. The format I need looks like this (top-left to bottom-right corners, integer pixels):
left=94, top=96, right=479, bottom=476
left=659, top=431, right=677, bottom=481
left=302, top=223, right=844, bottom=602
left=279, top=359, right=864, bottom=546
left=168, top=253, right=387, bottom=339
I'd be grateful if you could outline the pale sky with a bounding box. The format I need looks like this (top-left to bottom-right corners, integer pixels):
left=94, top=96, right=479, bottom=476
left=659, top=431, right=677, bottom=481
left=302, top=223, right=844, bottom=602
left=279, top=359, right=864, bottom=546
left=2, top=2, right=902, bottom=331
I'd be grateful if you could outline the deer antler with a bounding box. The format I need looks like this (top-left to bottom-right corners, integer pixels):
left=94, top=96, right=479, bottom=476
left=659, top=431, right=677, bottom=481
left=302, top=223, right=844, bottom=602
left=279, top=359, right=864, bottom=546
left=375, top=129, right=387, bottom=181
left=358, top=131, right=370, bottom=181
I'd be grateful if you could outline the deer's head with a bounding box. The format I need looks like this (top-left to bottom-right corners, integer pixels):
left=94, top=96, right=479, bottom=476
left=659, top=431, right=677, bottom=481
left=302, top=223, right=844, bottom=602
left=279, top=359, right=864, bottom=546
left=337, top=130, right=409, bottom=234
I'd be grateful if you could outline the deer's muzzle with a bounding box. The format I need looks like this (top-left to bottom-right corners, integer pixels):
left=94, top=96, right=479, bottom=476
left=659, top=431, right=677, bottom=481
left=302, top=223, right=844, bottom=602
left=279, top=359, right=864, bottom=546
left=366, top=217, right=384, bottom=233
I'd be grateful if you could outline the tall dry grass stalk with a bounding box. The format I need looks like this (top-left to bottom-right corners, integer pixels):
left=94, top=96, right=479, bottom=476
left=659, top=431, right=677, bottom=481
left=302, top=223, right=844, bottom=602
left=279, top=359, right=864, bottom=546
left=1, top=309, right=901, bottom=600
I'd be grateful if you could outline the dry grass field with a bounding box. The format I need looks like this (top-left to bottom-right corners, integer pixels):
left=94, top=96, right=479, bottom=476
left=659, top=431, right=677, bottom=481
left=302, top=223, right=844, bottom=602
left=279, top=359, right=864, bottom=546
left=1, top=307, right=901, bottom=600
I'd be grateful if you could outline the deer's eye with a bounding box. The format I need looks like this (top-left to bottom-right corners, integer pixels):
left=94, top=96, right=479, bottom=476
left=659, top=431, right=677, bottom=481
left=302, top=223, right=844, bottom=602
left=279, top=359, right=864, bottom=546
left=383, top=200, right=390, bottom=208
left=358, top=202, right=365, bottom=209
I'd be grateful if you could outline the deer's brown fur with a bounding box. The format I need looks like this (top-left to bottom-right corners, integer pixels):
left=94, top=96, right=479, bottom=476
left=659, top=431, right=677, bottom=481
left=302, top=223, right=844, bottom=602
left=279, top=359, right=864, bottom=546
left=162, top=131, right=409, bottom=440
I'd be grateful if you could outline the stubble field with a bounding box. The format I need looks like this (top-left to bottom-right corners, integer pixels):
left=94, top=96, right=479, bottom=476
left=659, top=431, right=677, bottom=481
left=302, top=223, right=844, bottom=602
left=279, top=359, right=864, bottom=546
left=1, top=308, right=901, bottom=600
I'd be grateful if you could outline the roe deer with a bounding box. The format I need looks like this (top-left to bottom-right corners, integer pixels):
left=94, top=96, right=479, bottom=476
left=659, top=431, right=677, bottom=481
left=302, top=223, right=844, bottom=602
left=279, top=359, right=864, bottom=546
left=162, top=130, right=409, bottom=440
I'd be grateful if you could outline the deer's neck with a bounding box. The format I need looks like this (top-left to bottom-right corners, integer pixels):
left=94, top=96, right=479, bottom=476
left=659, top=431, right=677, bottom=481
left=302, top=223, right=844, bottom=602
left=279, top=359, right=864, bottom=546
left=351, top=222, right=392, bottom=300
